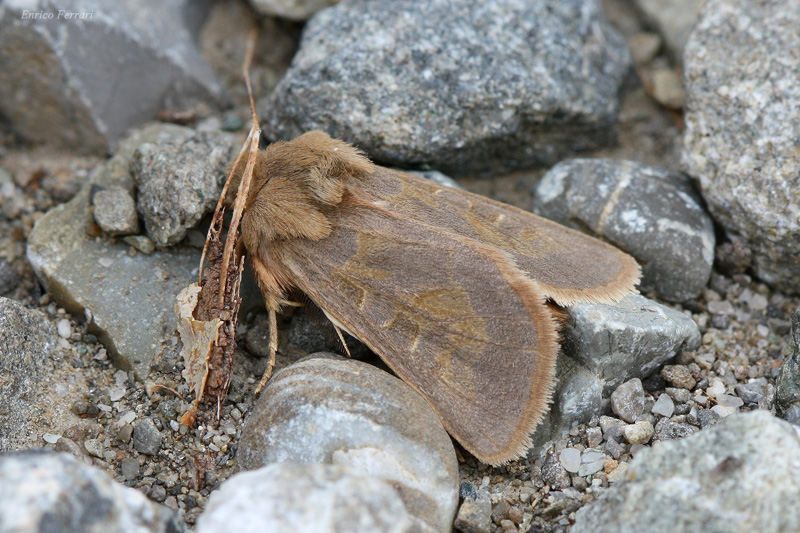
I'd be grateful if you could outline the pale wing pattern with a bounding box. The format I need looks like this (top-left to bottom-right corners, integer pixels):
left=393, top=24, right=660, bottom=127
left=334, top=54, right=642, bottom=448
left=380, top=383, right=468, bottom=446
left=356, top=168, right=640, bottom=306
left=276, top=206, right=558, bottom=465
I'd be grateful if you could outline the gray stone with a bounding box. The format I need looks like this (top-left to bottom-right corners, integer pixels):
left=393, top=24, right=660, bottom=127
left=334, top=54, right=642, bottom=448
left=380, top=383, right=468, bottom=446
left=122, top=236, right=156, bottom=255
left=131, top=129, right=238, bottom=247
left=239, top=354, right=458, bottom=533
left=120, top=458, right=140, bottom=482
left=0, top=1, right=225, bottom=154
left=197, top=463, right=414, bottom=533
left=92, top=186, right=139, bottom=236
left=541, top=448, right=571, bottom=490
left=265, top=0, right=630, bottom=176
left=622, top=421, right=654, bottom=445
left=0, top=297, right=55, bottom=451
left=611, top=379, right=645, bottom=423
left=27, top=124, right=203, bottom=378
left=627, top=33, right=662, bottom=66
left=734, top=377, right=768, bottom=405
left=661, top=365, right=697, bottom=390
left=696, top=408, right=721, bottom=428
left=532, top=159, right=714, bottom=302
left=453, top=489, right=491, bottom=533
left=132, top=418, right=162, bottom=456
left=83, top=438, right=104, bottom=459
left=665, top=387, right=691, bottom=404
left=776, top=310, right=800, bottom=423
left=573, top=411, right=800, bottom=533
left=0, top=167, right=25, bottom=220
left=653, top=418, right=696, bottom=441
left=651, top=393, right=675, bottom=418
left=0, top=451, right=182, bottom=532
left=530, top=294, right=700, bottom=450
left=250, top=0, right=341, bottom=20
left=632, top=0, right=707, bottom=61
left=578, top=449, right=607, bottom=477
left=559, top=448, right=582, bottom=474
left=682, top=0, right=800, bottom=292
left=650, top=68, right=685, bottom=110
left=0, top=258, right=19, bottom=296
left=404, top=170, right=462, bottom=190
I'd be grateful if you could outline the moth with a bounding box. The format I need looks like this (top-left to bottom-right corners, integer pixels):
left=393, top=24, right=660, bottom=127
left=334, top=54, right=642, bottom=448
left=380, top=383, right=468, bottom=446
left=229, top=131, right=641, bottom=465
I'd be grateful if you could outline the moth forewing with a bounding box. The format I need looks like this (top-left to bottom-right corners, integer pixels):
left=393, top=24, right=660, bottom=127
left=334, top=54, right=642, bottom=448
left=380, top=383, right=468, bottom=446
left=239, top=131, right=641, bottom=465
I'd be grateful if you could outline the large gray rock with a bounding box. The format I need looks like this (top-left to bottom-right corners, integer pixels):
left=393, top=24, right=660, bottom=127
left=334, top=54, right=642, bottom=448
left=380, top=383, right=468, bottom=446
left=130, top=129, right=238, bottom=247
left=530, top=294, right=701, bottom=450
left=27, top=124, right=201, bottom=378
left=776, top=310, right=800, bottom=423
left=249, top=0, right=341, bottom=20
left=239, top=353, right=459, bottom=533
left=265, top=0, right=631, bottom=175
left=196, top=463, right=415, bottom=533
left=572, top=411, right=800, bottom=533
left=0, top=298, right=55, bottom=451
left=0, top=451, right=183, bottom=533
left=532, top=159, right=714, bottom=302
left=682, top=0, right=800, bottom=293
left=0, top=0, right=225, bottom=154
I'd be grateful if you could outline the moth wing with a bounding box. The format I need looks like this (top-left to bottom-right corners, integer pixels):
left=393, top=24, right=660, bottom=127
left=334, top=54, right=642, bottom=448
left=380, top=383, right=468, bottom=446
left=356, top=168, right=640, bottom=306
left=277, top=207, right=558, bottom=465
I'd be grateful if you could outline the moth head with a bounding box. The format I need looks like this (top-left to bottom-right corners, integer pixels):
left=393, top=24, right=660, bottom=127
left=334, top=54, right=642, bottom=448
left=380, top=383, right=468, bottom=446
left=227, top=130, right=374, bottom=208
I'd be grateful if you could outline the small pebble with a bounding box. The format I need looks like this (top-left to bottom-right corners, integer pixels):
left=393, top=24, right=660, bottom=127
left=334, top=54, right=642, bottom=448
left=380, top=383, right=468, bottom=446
left=610, top=379, right=645, bottom=423
left=665, top=387, right=691, bottom=404
left=716, top=394, right=744, bottom=408
left=559, top=448, right=581, bottom=474
left=132, top=419, right=162, bottom=455
left=651, top=393, right=675, bottom=418
left=586, top=427, right=603, bottom=448
left=56, top=319, right=72, bottom=339
left=735, top=379, right=768, bottom=404
left=622, top=421, right=655, bottom=445
left=604, top=437, right=625, bottom=460
left=578, top=450, right=607, bottom=477
left=120, top=457, right=140, bottom=482
left=42, top=433, right=61, bottom=444
left=606, top=461, right=628, bottom=483
left=711, top=404, right=738, bottom=418
left=661, top=365, right=696, bottom=390
left=651, top=67, right=685, bottom=109
left=707, top=378, right=727, bottom=398
left=83, top=438, right=104, bottom=458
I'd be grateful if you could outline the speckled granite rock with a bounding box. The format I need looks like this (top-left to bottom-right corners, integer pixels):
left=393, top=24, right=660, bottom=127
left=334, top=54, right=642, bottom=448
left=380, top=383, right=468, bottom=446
left=0, top=0, right=225, bottom=154
left=682, top=0, right=800, bottom=293
left=530, top=294, right=701, bottom=450
left=27, top=124, right=201, bottom=378
left=0, top=298, right=55, bottom=451
left=197, top=463, right=415, bottom=533
left=573, top=411, right=800, bottom=533
left=532, top=159, right=714, bottom=302
left=265, top=0, right=630, bottom=175
left=0, top=451, right=183, bottom=532
left=131, top=129, right=238, bottom=247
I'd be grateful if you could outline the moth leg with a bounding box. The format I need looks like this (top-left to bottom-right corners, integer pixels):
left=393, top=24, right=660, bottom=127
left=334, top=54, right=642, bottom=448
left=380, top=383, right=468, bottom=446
left=255, top=307, right=278, bottom=394
left=332, top=323, right=352, bottom=358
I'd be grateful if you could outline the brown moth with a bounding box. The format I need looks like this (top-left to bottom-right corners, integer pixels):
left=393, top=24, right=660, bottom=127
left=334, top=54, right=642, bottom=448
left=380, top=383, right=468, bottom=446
left=231, top=131, right=640, bottom=465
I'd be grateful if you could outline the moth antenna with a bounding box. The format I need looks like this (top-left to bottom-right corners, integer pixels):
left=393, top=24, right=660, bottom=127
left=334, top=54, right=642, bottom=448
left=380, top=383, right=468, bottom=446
left=218, top=26, right=261, bottom=306
left=198, top=26, right=260, bottom=285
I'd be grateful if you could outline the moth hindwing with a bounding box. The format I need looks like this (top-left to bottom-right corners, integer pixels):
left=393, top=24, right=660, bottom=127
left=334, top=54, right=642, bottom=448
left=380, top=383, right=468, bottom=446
left=235, top=131, right=640, bottom=465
